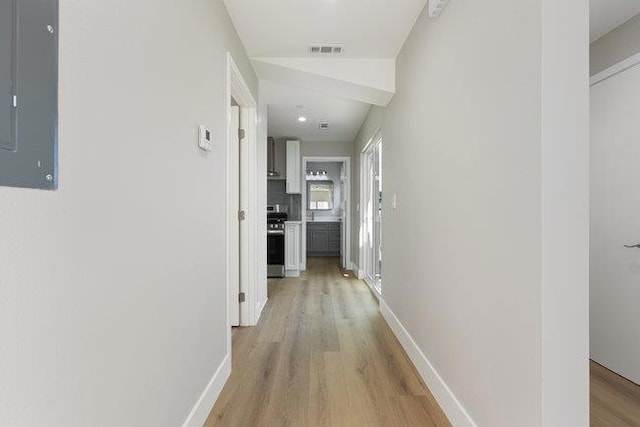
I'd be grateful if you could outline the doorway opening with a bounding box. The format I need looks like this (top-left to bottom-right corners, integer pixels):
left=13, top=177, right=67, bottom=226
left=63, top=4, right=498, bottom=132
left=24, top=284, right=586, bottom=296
left=225, top=53, right=260, bottom=360
left=590, top=51, right=640, bottom=424
left=229, top=100, right=241, bottom=328
left=301, top=157, right=351, bottom=272
left=360, top=133, right=382, bottom=295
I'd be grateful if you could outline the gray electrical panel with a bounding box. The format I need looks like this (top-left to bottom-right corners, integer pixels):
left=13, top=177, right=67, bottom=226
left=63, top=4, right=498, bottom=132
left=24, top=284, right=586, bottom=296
left=0, top=0, right=58, bottom=190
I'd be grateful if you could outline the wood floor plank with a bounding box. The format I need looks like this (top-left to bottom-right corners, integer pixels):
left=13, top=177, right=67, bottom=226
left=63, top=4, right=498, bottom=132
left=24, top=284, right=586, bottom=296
left=209, top=258, right=640, bottom=427
left=590, top=361, right=640, bottom=426
left=206, top=257, right=451, bottom=426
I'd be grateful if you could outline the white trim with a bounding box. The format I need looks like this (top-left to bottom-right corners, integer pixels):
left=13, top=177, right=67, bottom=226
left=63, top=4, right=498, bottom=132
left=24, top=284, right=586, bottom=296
left=181, top=355, right=231, bottom=427
left=226, top=51, right=260, bottom=345
left=379, top=299, right=476, bottom=427
left=361, top=127, right=382, bottom=154
left=361, top=274, right=381, bottom=301
left=591, top=51, right=640, bottom=87
left=256, top=297, right=268, bottom=320
left=358, top=149, right=367, bottom=281
left=301, top=156, right=352, bottom=272
left=255, top=94, right=268, bottom=325
left=359, top=132, right=383, bottom=292
left=349, top=261, right=358, bottom=272
left=363, top=276, right=382, bottom=300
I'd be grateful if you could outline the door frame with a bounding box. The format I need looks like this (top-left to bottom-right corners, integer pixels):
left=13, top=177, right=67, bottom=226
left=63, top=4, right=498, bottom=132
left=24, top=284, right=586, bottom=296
left=301, top=156, right=351, bottom=271
left=359, top=130, right=383, bottom=294
left=225, top=53, right=259, bottom=355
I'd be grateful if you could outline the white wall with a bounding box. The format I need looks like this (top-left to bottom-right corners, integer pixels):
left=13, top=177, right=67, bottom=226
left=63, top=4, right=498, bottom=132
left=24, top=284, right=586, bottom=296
left=301, top=140, right=354, bottom=158
left=540, top=1, right=590, bottom=424
left=353, top=0, right=589, bottom=425
left=0, top=1, right=257, bottom=426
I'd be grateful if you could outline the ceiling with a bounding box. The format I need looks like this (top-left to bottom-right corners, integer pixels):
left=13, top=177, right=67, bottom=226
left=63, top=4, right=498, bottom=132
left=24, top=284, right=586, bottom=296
left=224, top=0, right=416, bottom=144
left=232, top=0, right=640, bottom=145
left=590, top=0, right=640, bottom=41
left=262, top=80, right=371, bottom=142
left=223, top=0, right=427, bottom=58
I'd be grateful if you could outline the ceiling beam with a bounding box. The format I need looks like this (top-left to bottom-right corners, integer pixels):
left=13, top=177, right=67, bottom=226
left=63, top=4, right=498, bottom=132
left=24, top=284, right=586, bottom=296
left=251, top=57, right=396, bottom=106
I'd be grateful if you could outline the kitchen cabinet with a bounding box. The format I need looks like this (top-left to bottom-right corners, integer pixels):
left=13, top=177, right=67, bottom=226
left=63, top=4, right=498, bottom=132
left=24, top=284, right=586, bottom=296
left=285, top=222, right=301, bottom=277
left=286, top=140, right=301, bottom=194
left=307, top=222, right=341, bottom=256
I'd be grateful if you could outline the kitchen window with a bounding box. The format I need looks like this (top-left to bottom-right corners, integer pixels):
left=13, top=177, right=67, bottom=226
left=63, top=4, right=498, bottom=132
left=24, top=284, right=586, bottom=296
left=308, top=181, right=334, bottom=210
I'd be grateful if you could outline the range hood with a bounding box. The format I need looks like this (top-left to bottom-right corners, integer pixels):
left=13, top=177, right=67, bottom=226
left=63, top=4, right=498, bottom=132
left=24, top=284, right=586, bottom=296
left=267, top=137, right=280, bottom=177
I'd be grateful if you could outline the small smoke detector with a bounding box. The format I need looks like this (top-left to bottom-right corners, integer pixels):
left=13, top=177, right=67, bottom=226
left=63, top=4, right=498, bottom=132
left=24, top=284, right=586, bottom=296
left=428, top=0, right=450, bottom=17
left=308, top=44, right=344, bottom=55
left=319, top=121, right=329, bottom=131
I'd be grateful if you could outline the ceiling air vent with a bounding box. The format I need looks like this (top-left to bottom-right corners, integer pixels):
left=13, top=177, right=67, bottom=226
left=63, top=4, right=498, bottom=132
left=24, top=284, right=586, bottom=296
left=308, top=44, right=344, bottom=55
left=319, top=121, right=329, bottom=131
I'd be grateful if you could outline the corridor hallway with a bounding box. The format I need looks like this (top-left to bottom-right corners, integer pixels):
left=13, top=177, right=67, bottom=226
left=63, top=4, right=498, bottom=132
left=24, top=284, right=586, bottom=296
left=205, top=257, right=450, bottom=426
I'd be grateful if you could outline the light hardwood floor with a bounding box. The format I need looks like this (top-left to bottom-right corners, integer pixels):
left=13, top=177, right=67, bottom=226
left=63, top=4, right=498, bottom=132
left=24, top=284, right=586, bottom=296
left=591, top=361, right=640, bottom=426
left=206, top=257, right=450, bottom=427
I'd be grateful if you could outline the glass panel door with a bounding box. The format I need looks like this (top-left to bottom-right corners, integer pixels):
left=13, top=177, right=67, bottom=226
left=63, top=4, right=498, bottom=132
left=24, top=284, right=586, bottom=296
left=363, top=136, right=382, bottom=294
left=373, top=142, right=382, bottom=294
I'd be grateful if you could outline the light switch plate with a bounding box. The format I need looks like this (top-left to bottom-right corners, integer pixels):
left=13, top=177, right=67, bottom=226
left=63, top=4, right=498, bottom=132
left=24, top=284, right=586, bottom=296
left=198, top=125, right=213, bottom=151
left=428, top=0, right=450, bottom=17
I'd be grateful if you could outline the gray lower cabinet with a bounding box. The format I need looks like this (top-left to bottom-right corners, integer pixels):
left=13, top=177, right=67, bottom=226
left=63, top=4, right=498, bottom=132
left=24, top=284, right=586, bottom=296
left=307, top=222, right=341, bottom=256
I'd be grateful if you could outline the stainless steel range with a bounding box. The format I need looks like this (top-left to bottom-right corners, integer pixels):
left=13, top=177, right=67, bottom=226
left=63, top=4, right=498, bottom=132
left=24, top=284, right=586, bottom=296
left=267, top=206, right=288, bottom=278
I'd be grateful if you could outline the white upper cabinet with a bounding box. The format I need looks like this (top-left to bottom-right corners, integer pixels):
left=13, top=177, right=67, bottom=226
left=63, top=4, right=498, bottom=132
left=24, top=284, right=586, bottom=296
left=286, top=140, right=301, bottom=194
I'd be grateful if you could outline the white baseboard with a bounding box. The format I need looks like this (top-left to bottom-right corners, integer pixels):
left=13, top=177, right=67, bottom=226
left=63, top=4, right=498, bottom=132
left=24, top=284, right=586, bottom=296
left=357, top=270, right=364, bottom=280
left=349, top=262, right=358, bottom=272
left=379, top=299, right=476, bottom=427
left=182, top=354, right=231, bottom=427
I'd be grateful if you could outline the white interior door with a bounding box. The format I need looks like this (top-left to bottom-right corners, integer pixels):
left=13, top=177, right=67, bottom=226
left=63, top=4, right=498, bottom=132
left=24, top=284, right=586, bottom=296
left=364, top=150, right=375, bottom=287
left=591, top=63, right=640, bottom=384
left=229, top=106, right=240, bottom=327
left=362, top=139, right=382, bottom=293
left=341, top=163, right=347, bottom=269
left=373, top=143, right=382, bottom=293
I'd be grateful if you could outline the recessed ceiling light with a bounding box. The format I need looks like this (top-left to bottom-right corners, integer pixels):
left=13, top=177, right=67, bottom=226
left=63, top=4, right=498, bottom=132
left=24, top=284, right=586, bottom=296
left=297, top=116, right=307, bottom=122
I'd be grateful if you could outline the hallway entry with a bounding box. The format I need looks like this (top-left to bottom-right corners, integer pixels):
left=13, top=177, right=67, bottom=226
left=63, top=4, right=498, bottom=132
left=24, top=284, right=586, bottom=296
left=207, top=258, right=450, bottom=426
left=302, top=157, right=352, bottom=272
left=589, top=54, right=640, bottom=426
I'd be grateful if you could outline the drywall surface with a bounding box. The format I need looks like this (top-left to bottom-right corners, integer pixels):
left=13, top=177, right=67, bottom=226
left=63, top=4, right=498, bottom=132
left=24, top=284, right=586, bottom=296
left=591, top=13, right=640, bottom=75
left=540, top=0, right=590, bottom=425
left=0, top=1, right=257, bottom=426
left=366, top=0, right=588, bottom=425
left=301, top=140, right=354, bottom=158
left=383, top=2, right=541, bottom=423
